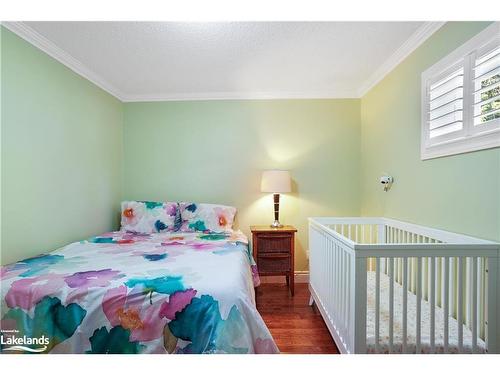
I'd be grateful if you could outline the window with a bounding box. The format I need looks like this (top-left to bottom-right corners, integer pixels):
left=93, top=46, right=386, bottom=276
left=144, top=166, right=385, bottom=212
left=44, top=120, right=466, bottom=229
left=421, top=23, right=500, bottom=160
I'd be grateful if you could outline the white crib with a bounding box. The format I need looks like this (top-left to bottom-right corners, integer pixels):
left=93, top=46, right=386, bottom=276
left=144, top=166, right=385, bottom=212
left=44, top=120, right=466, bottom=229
left=308, top=217, right=500, bottom=354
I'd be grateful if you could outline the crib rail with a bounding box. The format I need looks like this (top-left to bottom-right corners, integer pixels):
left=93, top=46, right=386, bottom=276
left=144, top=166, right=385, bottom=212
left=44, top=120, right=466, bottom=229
left=308, top=217, right=500, bottom=354
left=309, top=222, right=366, bottom=353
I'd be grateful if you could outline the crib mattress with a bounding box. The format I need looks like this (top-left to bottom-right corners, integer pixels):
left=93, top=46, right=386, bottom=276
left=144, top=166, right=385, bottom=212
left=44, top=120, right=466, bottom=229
left=366, top=271, right=486, bottom=353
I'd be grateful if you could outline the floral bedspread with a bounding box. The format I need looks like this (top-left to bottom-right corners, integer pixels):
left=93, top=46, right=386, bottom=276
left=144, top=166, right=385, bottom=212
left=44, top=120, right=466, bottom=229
left=0, top=230, right=278, bottom=354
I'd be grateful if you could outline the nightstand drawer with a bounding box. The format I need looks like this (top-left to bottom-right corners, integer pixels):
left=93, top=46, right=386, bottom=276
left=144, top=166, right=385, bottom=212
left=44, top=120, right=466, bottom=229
left=255, top=234, right=292, bottom=253
left=257, top=254, right=290, bottom=273
left=251, top=225, right=296, bottom=295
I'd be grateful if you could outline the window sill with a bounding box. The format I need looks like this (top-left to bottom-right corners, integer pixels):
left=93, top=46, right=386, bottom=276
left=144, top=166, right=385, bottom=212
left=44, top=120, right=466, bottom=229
left=421, top=128, right=500, bottom=160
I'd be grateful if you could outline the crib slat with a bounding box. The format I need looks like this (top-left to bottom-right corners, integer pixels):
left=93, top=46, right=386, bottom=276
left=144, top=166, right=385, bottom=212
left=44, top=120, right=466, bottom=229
left=326, top=240, right=330, bottom=319
left=375, top=257, right=380, bottom=353
left=457, top=257, right=464, bottom=353
left=443, top=257, right=449, bottom=352
left=335, top=244, right=339, bottom=320
left=472, top=257, right=478, bottom=353
left=340, top=250, right=351, bottom=331
left=328, top=241, right=333, bottom=321
left=398, top=257, right=402, bottom=284
left=343, top=249, right=348, bottom=331
left=389, top=257, right=394, bottom=353
left=345, top=250, right=349, bottom=340
left=336, top=244, right=340, bottom=320
left=466, top=258, right=471, bottom=329
left=486, top=255, right=499, bottom=354
left=478, top=257, right=484, bottom=342
left=437, top=257, right=442, bottom=312
left=340, top=247, right=344, bottom=324
left=416, top=257, right=422, bottom=353
left=402, top=257, right=408, bottom=353
left=332, top=242, right=335, bottom=321
left=430, top=257, right=436, bottom=353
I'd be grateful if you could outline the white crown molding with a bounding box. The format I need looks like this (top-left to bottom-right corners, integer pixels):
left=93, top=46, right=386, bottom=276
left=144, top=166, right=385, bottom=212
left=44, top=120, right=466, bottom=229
left=1, top=21, right=126, bottom=101
left=1, top=21, right=358, bottom=102
left=357, top=21, right=446, bottom=97
left=121, top=90, right=359, bottom=102
left=2, top=21, right=445, bottom=102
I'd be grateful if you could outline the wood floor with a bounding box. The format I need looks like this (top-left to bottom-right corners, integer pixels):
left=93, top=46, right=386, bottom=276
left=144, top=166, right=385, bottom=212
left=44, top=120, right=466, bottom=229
left=256, top=283, right=339, bottom=354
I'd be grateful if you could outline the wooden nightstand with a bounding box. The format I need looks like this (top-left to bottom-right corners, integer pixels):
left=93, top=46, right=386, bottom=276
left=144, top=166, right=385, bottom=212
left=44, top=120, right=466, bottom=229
left=251, top=225, right=297, bottom=296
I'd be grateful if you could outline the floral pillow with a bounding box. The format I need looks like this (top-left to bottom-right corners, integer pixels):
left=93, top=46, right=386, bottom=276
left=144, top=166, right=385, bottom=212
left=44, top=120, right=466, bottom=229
left=121, top=201, right=179, bottom=233
left=179, top=202, right=236, bottom=233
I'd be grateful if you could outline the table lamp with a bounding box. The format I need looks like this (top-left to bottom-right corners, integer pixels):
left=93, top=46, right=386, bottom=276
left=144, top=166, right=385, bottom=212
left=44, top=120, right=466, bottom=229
left=261, top=170, right=291, bottom=228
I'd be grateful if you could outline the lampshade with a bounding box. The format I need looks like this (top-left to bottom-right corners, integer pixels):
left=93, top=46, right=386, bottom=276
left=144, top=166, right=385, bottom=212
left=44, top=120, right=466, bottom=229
left=261, top=170, right=291, bottom=193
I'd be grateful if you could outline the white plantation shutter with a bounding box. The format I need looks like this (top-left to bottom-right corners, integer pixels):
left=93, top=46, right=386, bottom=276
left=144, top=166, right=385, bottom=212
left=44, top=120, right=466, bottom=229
left=428, top=66, right=464, bottom=139
left=473, top=43, right=500, bottom=129
left=421, top=23, right=500, bottom=160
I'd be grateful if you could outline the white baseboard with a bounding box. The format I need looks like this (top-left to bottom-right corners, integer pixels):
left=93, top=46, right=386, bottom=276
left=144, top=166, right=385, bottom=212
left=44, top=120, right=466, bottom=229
left=260, top=271, right=309, bottom=284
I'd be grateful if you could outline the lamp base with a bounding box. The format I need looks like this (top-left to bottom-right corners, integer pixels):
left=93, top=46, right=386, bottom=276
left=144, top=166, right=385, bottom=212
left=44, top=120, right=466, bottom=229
left=270, top=220, right=283, bottom=228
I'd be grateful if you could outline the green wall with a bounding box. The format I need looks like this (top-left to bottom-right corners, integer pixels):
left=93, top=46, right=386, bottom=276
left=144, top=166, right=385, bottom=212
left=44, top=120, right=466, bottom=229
left=2, top=21, right=498, bottom=270
left=360, top=22, right=500, bottom=241
left=1, top=28, right=123, bottom=265
left=123, top=100, right=361, bottom=271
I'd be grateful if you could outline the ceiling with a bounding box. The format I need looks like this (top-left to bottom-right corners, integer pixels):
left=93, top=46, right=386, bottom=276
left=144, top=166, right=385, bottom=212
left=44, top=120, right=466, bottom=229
left=4, top=21, right=444, bottom=101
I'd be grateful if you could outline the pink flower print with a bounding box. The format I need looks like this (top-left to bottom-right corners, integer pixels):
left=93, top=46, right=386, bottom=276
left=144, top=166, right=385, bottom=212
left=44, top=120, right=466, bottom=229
left=121, top=202, right=145, bottom=227
left=123, top=208, right=135, bottom=222
left=165, top=203, right=177, bottom=217
left=5, top=273, right=66, bottom=310
left=102, top=285, right=168, bottom=342
left=122, top=232, right=150, bottom=241
left=65, top=269, right=121, bottom=289
left=102, top=285, right=127, bottom=327
left=1, top=265, right=25, bottom=280
left=251, top=265, right=261, bottom=287
left=218, top=214, right=227, bottom=227
left=213, top=207, right=234, bottom=230
left=64, top=269, right=121, bottom=304
left=161, top=241, right=184, bottom=247
left=190, top=242, right=218, bottom=251
left=159, top=288, right=197, bottom=320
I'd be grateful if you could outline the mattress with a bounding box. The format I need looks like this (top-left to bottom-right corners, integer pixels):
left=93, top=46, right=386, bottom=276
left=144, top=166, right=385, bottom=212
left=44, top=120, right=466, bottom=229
left=366, top=271, right=486, bottom=353
left=1, top=230, right=278, bottom=354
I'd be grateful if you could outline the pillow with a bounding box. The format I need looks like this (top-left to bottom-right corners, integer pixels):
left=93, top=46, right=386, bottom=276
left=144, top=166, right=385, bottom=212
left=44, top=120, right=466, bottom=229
left=121, top=201, right=179, bottom=233
left=179, top=202, right=236, bottom=233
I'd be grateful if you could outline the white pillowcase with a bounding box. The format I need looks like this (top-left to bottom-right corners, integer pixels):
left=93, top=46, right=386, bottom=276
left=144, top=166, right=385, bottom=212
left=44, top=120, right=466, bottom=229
left=179, top=202, right=236, bottom=232
left=121, top=201, right=178, bottom=233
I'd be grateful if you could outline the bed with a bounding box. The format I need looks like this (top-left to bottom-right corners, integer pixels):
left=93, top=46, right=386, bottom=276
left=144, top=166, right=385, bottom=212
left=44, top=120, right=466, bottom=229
left=0, top=229, right=279, bottom=354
